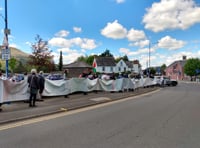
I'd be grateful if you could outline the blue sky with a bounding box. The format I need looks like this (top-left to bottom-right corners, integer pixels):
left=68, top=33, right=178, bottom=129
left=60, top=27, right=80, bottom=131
left=1, top=0, right=200, bottom=69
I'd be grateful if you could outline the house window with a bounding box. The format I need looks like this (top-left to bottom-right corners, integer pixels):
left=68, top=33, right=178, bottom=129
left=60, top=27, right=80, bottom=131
left=120, top=61, right=123, bottom=66
left=124, top=67, right=126, bottom=72
left=118, top=67, right=121, bottom=71
left=110, top=67, right=113, bottom=72
left=102, top=67, right=105, bottom=71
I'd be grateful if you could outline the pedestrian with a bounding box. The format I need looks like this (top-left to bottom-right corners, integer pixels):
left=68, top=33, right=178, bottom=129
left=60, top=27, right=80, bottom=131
left=27, top=69, right=39, bottom=107
left=38, top=71, right=45, bottom=101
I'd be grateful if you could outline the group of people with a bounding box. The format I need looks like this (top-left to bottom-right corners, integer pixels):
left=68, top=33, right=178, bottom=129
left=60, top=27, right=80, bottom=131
left=27, top=69, right=45, bottom=107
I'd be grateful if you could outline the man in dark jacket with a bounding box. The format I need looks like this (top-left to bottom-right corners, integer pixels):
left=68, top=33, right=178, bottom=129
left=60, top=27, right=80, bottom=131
left=27, top=69, right=39, bottom=107
left=38, top=71, right=45, bottom=101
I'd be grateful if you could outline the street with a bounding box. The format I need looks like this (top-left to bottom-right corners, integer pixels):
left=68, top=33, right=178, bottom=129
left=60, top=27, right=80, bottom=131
left=0, top=82, right=200, bottom=148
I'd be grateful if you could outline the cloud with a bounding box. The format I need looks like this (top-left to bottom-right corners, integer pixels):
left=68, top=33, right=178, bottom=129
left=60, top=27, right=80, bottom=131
left=143, top=0, right=200, bottom=32
left=52, top=48, right=84, bottom=64
left=158, top=36, right=186, bottom=50
left=129, top=39, right=149, bottom=48
left=55, top=30, right=70, bottom=37
left=115, top=0, right=125, bottom=4
left=127, top=28, right=146, bottom=42
left=73, top=27, right=82, bottom=33
left=101, top=20, right=127, bottom=39
left=48, top=37, right=97, bottom=50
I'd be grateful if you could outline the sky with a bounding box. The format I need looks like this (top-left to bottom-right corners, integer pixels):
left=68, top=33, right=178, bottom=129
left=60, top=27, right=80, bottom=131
left=0, top=0, right=200, bottom=69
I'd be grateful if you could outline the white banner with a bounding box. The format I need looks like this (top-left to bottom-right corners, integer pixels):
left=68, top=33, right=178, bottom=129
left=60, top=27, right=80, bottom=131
left=0, top=77, right=154, bottom=103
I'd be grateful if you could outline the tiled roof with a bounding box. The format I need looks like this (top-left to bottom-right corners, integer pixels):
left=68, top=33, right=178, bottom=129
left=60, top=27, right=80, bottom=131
left=95, top=56, right=116, bottom=66
left=167, top=60, right=186, bottom=68
left=63, top=61, right=92, bottom=68
left=125, top=61, right=133, bottom=68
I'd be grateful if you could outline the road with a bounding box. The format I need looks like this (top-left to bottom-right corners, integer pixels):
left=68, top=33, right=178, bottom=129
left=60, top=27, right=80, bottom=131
left=0, top=82, right=200, bottom=148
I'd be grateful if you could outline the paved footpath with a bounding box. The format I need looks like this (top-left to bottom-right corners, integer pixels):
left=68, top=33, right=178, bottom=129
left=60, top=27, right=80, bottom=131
left=0, top=87, right=159, bottom=125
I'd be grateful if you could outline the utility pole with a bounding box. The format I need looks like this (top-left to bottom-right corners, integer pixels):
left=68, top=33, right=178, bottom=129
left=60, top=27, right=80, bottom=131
left=4, top=0, right=10, bottom=78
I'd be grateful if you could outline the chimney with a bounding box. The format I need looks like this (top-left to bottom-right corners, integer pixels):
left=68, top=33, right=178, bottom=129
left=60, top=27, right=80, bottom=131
left=183, top=55, right=187, bottom=60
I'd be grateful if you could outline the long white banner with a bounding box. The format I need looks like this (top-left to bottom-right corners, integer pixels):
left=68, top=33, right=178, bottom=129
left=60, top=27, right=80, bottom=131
left=0, top=77, right=155, bottom=103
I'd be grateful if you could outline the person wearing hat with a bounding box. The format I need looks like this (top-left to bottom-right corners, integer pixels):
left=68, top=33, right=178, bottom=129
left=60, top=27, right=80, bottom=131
left=27, top=69, right=39, bottom=107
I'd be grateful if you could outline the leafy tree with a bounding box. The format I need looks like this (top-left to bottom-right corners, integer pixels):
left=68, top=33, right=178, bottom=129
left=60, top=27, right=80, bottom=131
left=58, top=51, right=63, bottom=71
left=77, top=55, right=87, bottom=63
left=86, top=55, right=95, bottom=65
left=100, top=49, right=113, bottom=57
left=14, top=61, right=27, bottom=73
left=184, top=58, right=200, bottom=77
left=115, top=55, right=129, bottom=62
left=160, top=64, right=166, bottom=75
left=150, top=67, right=156, bottom=75
left=28, top=35, right=54, bottom=72
left=9, top=57, right=17, bottom=73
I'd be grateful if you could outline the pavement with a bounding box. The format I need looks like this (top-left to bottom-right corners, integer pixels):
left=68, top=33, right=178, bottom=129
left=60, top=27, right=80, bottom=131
left=0, top=87, right=159, bottom=125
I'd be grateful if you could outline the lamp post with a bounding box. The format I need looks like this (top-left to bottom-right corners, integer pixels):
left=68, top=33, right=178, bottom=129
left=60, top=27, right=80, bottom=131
left=148, top=41, right=158, bottom=77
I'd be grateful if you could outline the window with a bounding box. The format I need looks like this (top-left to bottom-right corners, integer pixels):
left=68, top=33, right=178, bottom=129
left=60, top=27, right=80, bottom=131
left=124, top=67, right=126, bottom=72
left=110, top=67, right=113, bottom=72
left=102, top=67, right=105, bottom=71
left=120, top=61, right=123, bottom=66
left=118, top=67, right=121, bottom=71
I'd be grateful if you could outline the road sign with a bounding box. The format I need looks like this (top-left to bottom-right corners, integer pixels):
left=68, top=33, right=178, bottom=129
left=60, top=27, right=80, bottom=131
left=1, top=48, right=10, bottom=60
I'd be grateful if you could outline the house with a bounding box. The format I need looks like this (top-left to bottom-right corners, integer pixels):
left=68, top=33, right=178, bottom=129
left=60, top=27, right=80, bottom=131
left=63, top=61, right=93, bottom=78
left=93, top=56, right=142, bottom=74
left=116, top=59, right=128, bottom=73
left=93, top=56, right=116, bottom=73
left=165, top=56, right=187, bottom=80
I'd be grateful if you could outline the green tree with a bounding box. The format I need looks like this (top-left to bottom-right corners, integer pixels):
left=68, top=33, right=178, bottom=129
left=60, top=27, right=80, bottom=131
left=86, top=55, right=95, bottom=65
left=58, top=51, right=63, bottom=71
left=160, top=64, right=166, bottom=75
left=14, top=61, right=27, bottom=73
left=100, top=49, right=113, bottom=57
left=184, top=58, right=200, bottom=77
left=150, top=67, right=156, bottom=75
left=28, top=35, right=54, bottom=72
left=9, top=57, right=17, bottom=73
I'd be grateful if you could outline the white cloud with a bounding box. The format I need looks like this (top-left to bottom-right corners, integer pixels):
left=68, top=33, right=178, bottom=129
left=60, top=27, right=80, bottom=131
left=158, top=36, right=186, bottom=50
left=143, top=0, right=200, bottom=32
left=129, top=39, right=149, bottom=48
left=73, top=27, right=82, bottom=33
left=48, top=37, right=71, bottom=48
left=55, top=30, right=70, bottom=37
left=48, top=37, right=97, bottom=50
left=115, top=0, right=125, bottom=4
left=101, top=20, right=127, bottom=39
left=52, top=48, right=84, bottom=64
left=127, top=28, right=146, bottom=42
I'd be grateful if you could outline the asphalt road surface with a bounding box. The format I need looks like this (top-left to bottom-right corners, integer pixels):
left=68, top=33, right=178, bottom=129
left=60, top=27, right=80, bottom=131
left=0, top=82, right=200, bottom=148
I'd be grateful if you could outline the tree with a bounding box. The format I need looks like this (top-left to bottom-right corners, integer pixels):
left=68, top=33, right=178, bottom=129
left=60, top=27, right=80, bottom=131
left=86, top=55, right=95, bottom=65
left=9, top=57, right=17, bottom=73
left=115, top=55, right=129, bottom=62
left=28, top=35, right=54, bottom=72
left=160, top=64, right=167, bottom=75
left=58, top=51, right=63, bottom=71
left=100, top=49, right=113, bottom=57
left=184, top=58, right=200, bottom=77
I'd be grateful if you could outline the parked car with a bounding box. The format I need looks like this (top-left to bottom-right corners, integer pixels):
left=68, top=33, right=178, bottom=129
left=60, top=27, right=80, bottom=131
left=153, top=76, right=178, bottom=86
left=46, top=74, right=63, bottom=80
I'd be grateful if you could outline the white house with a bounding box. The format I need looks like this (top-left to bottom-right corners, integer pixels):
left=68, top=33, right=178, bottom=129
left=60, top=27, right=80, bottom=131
left=92, top=56, right=116, bottom=73
left=116, top=59, right=128, bottom=73
left=93, top=56, right=142, bottom=74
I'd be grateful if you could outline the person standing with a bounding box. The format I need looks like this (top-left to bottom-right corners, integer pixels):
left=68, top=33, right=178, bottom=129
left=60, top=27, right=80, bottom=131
left=27, top=69, right=39, bottom=107
left=38, top=71, right=45, bottom=101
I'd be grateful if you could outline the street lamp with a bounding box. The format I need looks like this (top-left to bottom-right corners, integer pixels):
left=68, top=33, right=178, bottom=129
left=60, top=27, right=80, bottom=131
left=148, top=41, right=158, bottom=77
